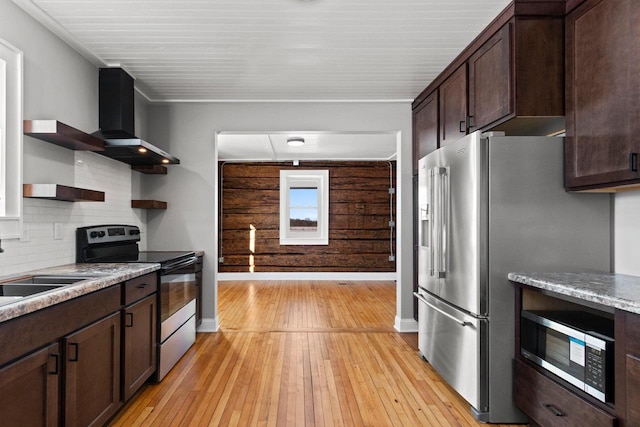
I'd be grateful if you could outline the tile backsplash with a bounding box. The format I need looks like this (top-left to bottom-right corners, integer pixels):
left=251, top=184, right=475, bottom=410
left=0, top=151, right=147, bottom=276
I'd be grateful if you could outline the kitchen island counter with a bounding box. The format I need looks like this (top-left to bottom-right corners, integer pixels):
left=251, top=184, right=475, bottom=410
left=0, top=263, right=160, bottom=323
left=508, top=272, right=640, bottom=314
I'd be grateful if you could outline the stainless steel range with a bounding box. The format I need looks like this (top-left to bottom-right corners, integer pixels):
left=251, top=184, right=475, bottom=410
left=76, top=224, right=198, bottom=380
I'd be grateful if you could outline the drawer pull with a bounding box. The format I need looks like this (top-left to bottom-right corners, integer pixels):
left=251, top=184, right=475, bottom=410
left=630, top=153, right=638, bottom=172
left=136, top=283, right=148, bottom=289
left=69, top=342, right=79, bottom=362
left=49, top=353, right=60, bottom=375
left=543, top=403, right=564, bottom=417
left=126, top=312, right=134, bottom=328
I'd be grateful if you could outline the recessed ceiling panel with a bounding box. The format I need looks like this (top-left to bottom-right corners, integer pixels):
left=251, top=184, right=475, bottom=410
left=218, top=132, right=397, bottom=161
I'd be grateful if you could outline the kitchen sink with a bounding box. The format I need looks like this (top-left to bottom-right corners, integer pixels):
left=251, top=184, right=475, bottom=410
left=4, top=275, right=100, bottom=285
left=0, top=275, right=102, bottom=306
left=0, top=283, right=67, bottom=297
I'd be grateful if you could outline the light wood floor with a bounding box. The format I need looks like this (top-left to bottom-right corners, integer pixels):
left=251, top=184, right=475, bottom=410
left=111, top=281, right=520, bottom=426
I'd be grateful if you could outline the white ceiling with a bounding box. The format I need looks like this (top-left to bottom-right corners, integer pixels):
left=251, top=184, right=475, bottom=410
left=14, top=0, right=511, bottom=102
left=217, top=132, right=398, bottom=161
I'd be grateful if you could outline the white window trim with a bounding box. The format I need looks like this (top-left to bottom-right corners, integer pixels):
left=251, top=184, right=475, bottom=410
left=279, top=170, right=329, bottom=245
left=0, top=38, right=23, bottom=238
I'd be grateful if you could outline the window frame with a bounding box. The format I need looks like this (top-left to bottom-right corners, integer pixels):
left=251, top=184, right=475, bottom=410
left=0, top=37, right=23, bottom=238
left=279, top=169, right=329, bottom=245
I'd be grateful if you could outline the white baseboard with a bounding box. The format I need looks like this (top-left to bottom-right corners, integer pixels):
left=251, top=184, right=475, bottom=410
left=217, top=272, right=397, bottom=281
left=394, top=316, right=418, bottom=333
left=197, top=317, right=219, bottom=333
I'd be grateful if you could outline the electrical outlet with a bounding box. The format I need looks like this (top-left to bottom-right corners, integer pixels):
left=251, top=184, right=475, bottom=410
left=20, top=224, right=30, bottom=242
left=53, top=223, right=63, bottom=240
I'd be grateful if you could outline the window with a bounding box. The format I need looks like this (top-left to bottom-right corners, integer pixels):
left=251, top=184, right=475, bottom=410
left=280, top=170, right=329, bottom=245
left=0, top=37, right=23, bottom=237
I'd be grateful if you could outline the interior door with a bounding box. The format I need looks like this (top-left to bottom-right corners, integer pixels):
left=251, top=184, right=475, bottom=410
left=436, top=132, right=487, bottom=316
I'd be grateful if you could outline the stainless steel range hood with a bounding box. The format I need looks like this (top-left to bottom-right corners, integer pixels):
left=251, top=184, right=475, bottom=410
left=94, top=68, right=180, bottom=165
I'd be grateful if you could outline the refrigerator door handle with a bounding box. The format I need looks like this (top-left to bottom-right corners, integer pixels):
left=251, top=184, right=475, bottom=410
left=414, top=292, right=472, bottom=327
left=435, top=167, right=448, bottom=278
left=428, top=169, right=435, bottom=276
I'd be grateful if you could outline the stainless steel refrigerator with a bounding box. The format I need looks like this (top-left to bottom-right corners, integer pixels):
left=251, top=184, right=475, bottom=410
left=415, top=131, right=610, bottom=423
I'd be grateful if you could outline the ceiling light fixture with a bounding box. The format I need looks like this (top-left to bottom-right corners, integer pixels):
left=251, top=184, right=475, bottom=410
left=287, top=137, right=305, bottom=146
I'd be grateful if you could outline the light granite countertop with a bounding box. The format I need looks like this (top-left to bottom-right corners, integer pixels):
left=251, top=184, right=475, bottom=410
left=508, top=272, right=640, bottom=314
left=0, top=263, right=160, bottom=323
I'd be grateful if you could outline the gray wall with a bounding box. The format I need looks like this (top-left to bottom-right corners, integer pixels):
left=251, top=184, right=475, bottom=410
left=1, top=1, right=97, bottom=187
left=0, top=2, right=147, bottom=275
left=144, top=102, right=414, bottom=329
left=615, top=192, right=640, bottom=276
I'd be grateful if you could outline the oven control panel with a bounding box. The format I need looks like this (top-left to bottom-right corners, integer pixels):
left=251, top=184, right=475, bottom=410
left=77, top=225, right=141, bottom=245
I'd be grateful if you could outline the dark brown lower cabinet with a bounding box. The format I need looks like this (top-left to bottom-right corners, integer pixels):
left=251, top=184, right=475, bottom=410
left=123, top=294, right=157, bottom=401
left=0, top=343, right=60, bottom=427
left=514, top=359, right=616, bottom=427
left=64, top=312, right=121, bottom=427
left=622, top=311, right=640, bottom=426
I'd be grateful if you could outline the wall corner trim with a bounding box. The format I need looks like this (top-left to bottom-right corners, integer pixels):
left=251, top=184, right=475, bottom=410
left=394, top=316, right=418, bottom=333
left=197, top=317, right=219, bottom=333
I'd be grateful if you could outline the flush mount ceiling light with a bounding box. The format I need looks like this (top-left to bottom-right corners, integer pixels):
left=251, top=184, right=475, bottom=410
left=287, top=137, right=305, bottom=147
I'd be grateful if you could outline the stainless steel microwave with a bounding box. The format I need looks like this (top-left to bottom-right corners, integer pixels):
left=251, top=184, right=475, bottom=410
left=520, top=310, right=614, bottom=403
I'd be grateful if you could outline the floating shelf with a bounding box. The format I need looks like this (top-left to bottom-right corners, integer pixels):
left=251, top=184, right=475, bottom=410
left=24, top=120, right=105, bottom=151
left=23, top=184, right=105, bottom=202
left=131, top=200, right=167, bottom=209
left=131, top=165, right=168, bottom=175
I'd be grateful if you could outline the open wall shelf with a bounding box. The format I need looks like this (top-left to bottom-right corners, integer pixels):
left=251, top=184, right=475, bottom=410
left=131, top=200, right=167, bottom=209
left=23, top=184, right=105, bottom=202
left=24, top=120, right=105, bottom=151
left=131, top=165, right=168, bottom=175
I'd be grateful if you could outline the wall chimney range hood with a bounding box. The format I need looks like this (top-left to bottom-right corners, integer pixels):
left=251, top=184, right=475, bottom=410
left=93, top=68, right=179, bottom=165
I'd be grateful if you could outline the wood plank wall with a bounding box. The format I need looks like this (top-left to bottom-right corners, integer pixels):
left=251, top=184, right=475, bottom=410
left=219, top=161, right=396, bottom=272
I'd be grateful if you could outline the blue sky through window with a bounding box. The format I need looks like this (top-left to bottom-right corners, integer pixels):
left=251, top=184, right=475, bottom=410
left=290, top=187, right=318, bottom=221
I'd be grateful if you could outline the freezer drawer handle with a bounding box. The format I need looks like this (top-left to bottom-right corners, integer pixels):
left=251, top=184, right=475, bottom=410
left=414, top=292, right=472, bottom=327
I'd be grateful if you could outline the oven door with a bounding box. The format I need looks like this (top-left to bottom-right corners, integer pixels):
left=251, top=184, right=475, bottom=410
left=160, top=256, right=197, bottom=336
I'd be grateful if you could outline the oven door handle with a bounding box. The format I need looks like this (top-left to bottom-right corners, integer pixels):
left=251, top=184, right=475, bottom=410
left=161, top=255, right=198, bottom=273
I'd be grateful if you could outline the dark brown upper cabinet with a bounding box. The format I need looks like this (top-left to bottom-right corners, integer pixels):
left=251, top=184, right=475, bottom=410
left=565, top=0, right=640, bottom=191
left=439, top=65, right=468, bottom=147
left=468, top=24, right=512, bottom=132
left=412, top=90, right=439, bottom=174
left=412, top=2, right=565, bottom=150
left=473, top=18, right=564, bottom=135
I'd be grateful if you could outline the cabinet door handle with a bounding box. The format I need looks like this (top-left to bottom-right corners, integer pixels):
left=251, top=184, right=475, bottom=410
left=543, top=403, right=564, bottom=417
left=630, top=153, right=638, bottom=172
left=468, top=115, right=475, bottom=129
left=49, top=353, right=60, bottom=375
left=459, top=120, right=466, bottom=133
left=69, top=343, right=79, bottom=362
left=126, top=312, right=134, bottom=328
